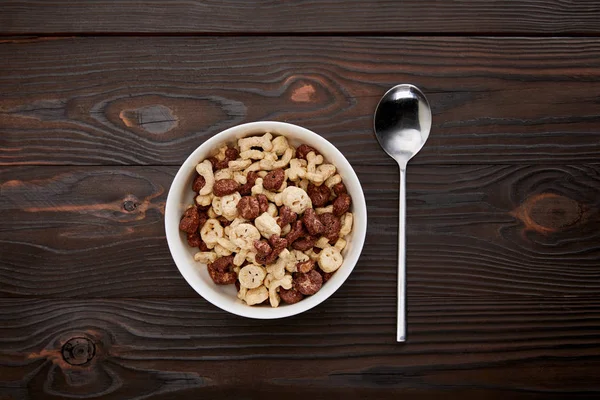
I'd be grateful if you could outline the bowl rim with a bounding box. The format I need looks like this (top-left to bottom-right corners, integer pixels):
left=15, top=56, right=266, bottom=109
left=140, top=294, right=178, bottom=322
left=165, top=121, right=367, bottom=319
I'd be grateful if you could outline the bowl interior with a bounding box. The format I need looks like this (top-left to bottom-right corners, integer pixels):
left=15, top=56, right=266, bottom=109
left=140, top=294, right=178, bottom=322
left=165, top=121, right=367, bottom=319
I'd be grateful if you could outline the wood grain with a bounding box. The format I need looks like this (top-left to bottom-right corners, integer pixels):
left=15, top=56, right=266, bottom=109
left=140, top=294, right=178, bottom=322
left=2, top=37, right=600, bottom=165
left=1, top=297, right=600, bottom=399
left=1, top=165, right=598, bottom=298
left=1, top=1, right=600, bottom=34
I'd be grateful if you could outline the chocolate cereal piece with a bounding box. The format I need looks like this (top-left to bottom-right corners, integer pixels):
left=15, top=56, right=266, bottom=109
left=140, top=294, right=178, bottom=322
left=319, top=212, right=341, bottom=244
left=225, top=147, right=239, bottom=161
left=317, top=267, right=334, bottom=283
left=239, top=171, right=259, bottom=195
left=208, top=157, right=228, bottom=170
left=302, top=208, right=325, bottom=236
left=187, top=232, right=202, bottom=247
left=210, top=255, right=235, bottom=272
left=217, top=215, right=232, bottom=227
left=264, top=235, right=288, bottom=264
left=263, top=168, right=285, bottom=191
left=284, top=220, right=305, bottom=244
left=254, top=240, right=272, bottom=256
left=207, top=255, right=236, bottom=285
left=257, top=194, right=269, bottom=213
left=213, top=179, right=239, bottom=197
left=294, top=270, right=323, bottom=295
left=307, top=183, right=331, bottom=207
left=237, top=196, right=260, bottom=219
left=207, top=266, right=237, bottom=285
left=296, top=144, right=319, bottom=160
left=209, top=146, right=239, bottom=170
left=179, top=207, right=200, bottom=234
left=291, top=235, right=317, bottom=251
left=197, top=209, right=208, bottom=230
left=277, top=205, right=297, bottom=227
left=332, top=182, right=347, bottom=196
left=192, top=174, right=206, bottom=192
left=198, top=240, right=210, bottom=252
left=333, top=193, right=352, bottom=216
left=279, top=287, right=304, bottom=304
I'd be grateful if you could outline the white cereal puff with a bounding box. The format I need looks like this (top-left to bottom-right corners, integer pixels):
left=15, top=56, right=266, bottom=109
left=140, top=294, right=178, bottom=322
left=272, top=147, right=293, bottom=169
left=325, top=174, right=342, bottom=188
left=195, top=160, right=214, bottom=195
left=286, top=158, right=307, bottom=181
left=229, top=223, right=261, bottom=250
left=194, top=251, right=217, bottom=264
left=195, top=193, right=214, bottom=207
left=316, top=164, right=336, bottom=182
left=243, top=161, right=261, bottom=175
left=315, top=205, right=334, bottom=215
left=217, top=237, right=238, bottom=253
left=268, top=274, right=293, bottom=308
left=214, top=243, right=233, bottom=257
left=233, top=171, right=247, bottom=185
left=238, top=132, right=273, bottom=152
left=200, top=219, right=224, bottom=247
left=244, top=285, right=269, bottom=306
left=207, top=207, right=218, bottom=219
left=339, top=212, right=353, bottom=237
left=334, top=237, right=347, bottom=251
left=304, top=248, right=319, bottom=261
left=240, top=149, right=265, bottom=160
left=266, top=258, right=286, bottom=280
left=305, top=164, right=335, bottom=185
left=214, top=168, right=233, bottom=181
left=220, top=193, right=241, bottom=220
left=229, top=159, right=252, bottom=171
left=254, top=212, right=281, bottom=238
left=263, top=273, right=274, bottom=290
left=271, top=135, right=289, bottom=155
left=281, top=186, right=312, bottom=214
left=211, top=196, right=223, bottom=216
left=267, top=203, right=278, bottom=218
left=318, top=246, right=343, bottom=273
left=250, top=177, right=264, bottom=196
left=233, top=249, right=248, bottom=266
left=306, top=151, right=324, bottom=173
left=291, top=250, right=310, bottom=263
left=315, top=237, right=330, bottom=249
left=238, top=265, right=267, bottom=289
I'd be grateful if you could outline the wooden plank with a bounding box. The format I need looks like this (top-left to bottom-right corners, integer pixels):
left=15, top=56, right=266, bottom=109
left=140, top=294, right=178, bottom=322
left=1, top=297, right=600, bottom=399
left=1, top=1, right=600, bottom=34
left=1, top=165, right=598, bottom=298
left=2, top=37, right=600, bottom=166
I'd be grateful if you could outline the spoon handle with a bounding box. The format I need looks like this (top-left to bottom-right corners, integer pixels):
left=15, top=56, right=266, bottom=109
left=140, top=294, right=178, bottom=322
left=397, top=166, right=407, bottom=342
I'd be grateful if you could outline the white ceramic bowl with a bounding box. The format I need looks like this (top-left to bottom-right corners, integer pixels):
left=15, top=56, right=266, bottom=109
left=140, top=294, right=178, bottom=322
left=165, top=121, right=367, bottom=319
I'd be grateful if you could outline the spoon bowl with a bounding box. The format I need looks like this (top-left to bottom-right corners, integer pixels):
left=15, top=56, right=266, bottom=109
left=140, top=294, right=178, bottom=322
left=374, top=84, right=432, bottom=342
left=375, top=85, right=431, bottom=167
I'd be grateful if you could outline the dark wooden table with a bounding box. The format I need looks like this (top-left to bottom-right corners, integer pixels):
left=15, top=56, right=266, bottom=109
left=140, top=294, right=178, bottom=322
left=1, top=1, right=600, bottom=399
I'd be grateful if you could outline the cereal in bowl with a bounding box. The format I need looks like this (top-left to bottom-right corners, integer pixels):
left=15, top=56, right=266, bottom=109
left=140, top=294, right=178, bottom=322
left=179, top=134, right=354, bottom=307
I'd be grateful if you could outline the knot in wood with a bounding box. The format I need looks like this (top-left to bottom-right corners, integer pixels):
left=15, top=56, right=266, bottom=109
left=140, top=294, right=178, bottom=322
left=119, top=105, right=178, bottom=134
left=528, top=193, right=582, bottom=231
left=122, top=194, right=140, bottom=212
left=512, top=192, right=583, bottom=235
left=61, top=337, right=96, bottom=366
left=123, top=200, right=138, bottom=212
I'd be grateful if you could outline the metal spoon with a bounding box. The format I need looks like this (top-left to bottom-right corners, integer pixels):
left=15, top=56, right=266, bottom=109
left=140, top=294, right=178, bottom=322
left=374, top=84, right=432, bottom=342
